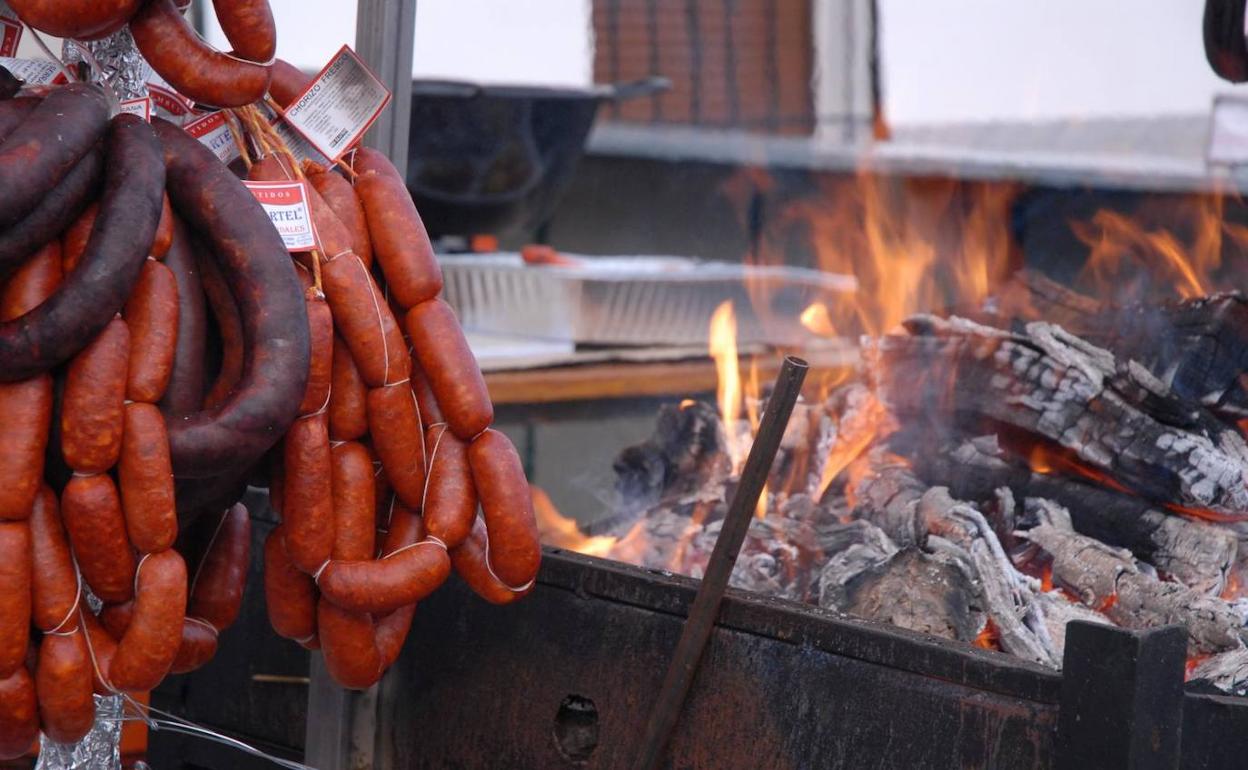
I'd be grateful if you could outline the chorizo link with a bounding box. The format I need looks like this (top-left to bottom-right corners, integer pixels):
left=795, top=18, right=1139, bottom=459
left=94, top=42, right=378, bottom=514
left=299, top=296, right=333, bottom=414
left=124, top=259, right=179, bottom=403
left=317, top=598, right=381, bottom=690
left=29, top=486, right=79, bottom=633
left=354, top=170, right=443, bottom=308
left=423, top=425, right=476, bottom=548
left=406, top=299, right=493, bottom=439
left=329, top=334, right=368, bottom=440
left=366, top=382, right=427, bottom=510
left=212, top=0, right=277, bottom=63
left=269, top=59, right=312, bottom=108
left=410, top=354, right=445, bottom=428
left=6, top=0, right=141, bottom=39
left=62, top=474, right=137, bottom=604
left=0, top=522, right=31, bottom=677
left=282, top=413, right=334, bottom=573
left=0, top=240, right=60, bottom=320
left=331, top=441, right=375, bottom=561
left=0, top=376, right=51, bottom=521
left=0, top=114, right=164, bottom=382
left=169, top=618, right=218, bottom=674
left=155, top=118, right=310, bottom=477
left=188, top=503, right=250, bottom=630
left=467, top=429, right=541, bottom=588
left=79, top=610, right=118, bottom=695
left=36, top=629, right=95, bottom=744
left=0, top=668, right=37, bottom=761
left=151, top=194, right=174, bottom=259
left=309, top=166, right=372, bottom=268
left=109, top=548, right=188, bottom=691
left=131, top=0, right=272, bottom=108
left=118, top=403, right=178, bottom=554
left=61, top=317, right=129, bottom=474
left=60, top=202, right=98, bottom=276
left=321, top=253, right=409, bottom=387
left=451, top=517, right=534, bottom=606
left=317, top=539, right=450, bottom=615
left=263, top=525, right=317, bottom=643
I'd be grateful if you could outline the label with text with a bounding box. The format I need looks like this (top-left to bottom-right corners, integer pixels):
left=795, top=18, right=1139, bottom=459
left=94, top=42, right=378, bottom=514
left=244, top=180, right=317, bottom=252
left=119, top=97, right=152, bottom=122
left=184, top=111, right=241, bottom=165
left=0, top=57, right=69, bottom=85
left=281, top=45, right=390, bottom=162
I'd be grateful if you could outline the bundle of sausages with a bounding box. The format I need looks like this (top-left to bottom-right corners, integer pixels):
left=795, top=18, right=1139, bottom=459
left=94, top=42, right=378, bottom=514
left=0, top=1, right=540, bottom=757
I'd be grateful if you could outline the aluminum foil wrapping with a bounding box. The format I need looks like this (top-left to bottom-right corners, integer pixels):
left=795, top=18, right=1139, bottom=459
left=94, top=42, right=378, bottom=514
left=62, top=25, right=149, bottom=102
left=34, top=695, right=123, bottom=770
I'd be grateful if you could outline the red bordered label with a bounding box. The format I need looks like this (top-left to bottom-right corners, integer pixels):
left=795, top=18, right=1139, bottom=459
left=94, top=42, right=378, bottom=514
left=280, top=45, right=391, bottom=163
left=184, top=111, right=241, bottom=165
left=119, top=97, right=152, bottom=122
left=243, top=180, right=317, bottom=252
left=0, top=57, right=68, bottom=85
left=0, top=19, right=20, bottom=58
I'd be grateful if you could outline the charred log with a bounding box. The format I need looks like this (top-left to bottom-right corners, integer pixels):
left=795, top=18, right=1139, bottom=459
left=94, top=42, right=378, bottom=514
left=869, top=314, right=1248, bottom=518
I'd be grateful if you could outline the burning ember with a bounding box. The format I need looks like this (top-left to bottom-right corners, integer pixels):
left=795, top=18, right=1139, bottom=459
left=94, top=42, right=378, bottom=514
left=535, top=179, right=1248, bottom=696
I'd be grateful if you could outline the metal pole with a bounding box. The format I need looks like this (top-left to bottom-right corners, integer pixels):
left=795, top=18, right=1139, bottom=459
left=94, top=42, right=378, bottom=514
left=632, top=356, right=810, bottom=770
left=354, top=0, right=417, bottom=176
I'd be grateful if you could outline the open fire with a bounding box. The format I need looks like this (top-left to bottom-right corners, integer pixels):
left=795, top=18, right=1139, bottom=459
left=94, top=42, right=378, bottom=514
left=534, top=173, right=1248, bottom=695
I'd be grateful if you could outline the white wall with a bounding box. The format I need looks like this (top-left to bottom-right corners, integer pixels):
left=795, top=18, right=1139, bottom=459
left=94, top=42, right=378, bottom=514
left=878, top=0, right=1248, bottom=125
left=206, top=0, right=592, bottom=86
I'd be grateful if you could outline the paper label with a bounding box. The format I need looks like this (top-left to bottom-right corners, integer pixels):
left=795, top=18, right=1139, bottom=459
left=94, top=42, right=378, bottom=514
left=0, top=57, right=69, bottom=85
left=184, top=111, right=241, bottom=165
left=281, top=45, right=390, bottom=162
left=244, top=181, right=317, bottom=252
left=119, top=97, right=152, bottom=122
left=0, top=18, right=20, bottom=59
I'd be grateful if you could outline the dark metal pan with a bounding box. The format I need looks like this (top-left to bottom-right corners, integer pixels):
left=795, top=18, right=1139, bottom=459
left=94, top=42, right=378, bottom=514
left=405, top=77, right=669, bottom=238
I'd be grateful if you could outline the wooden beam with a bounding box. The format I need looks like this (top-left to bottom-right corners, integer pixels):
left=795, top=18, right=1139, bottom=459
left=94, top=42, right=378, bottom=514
left=354, top=0, right=416, bottom=175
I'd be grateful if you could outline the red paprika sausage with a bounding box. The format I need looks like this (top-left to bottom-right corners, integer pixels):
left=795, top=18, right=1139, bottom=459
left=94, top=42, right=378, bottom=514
left=299, top=296, right=333, bottom=414
left=131, top=0, right=272, bottom=108
left=366, top=382, right=427, bottom=510
left=109, top=548, right=188, bottom=691
left=0, top=240, right=60, bottom=320
left=29, top=486, right=79, bottom=633
left=329, top=335, right=368, bottom=441
left=269, top=59, right=312, bottom=108
left=212, top=0, right=277, bottom=63
left=6, top=0, right=140, bottom=39
left=410, top=354, right=445, bottom=429
left=317, top=598, right=380, bottom=690
left=354, top=170, right=443, bottom=308
left=331, top=441, right=376, bottom=561
left=151, top=193, right=174, bottom=259
left=118, top=403, right=178, bottom=554
left=423, top=424, right=476, bottom=548
left=169, top=618, right=219, bottom=674
left=188, top=503, right=250, bottom=630
left=36, top=629, right=95, bottom=744
left=451, top=517, right=535, bottom=606
left=0, top=522, right=31, bottom=677
left=322, top=253, right=409, bottom=387
left=124, top=259, right=179, bottom=403
left=282, top=413, right=334, bottom=574
left=263, top=525, right=317, bottom=643
left=61, top=317, right=130, bottom=473
left=99, top=601, right=133, bottom=640
left=62, top=474, right=137, bottom=604
left=406, top=299, right=493, bottom=440
left=309, top=167, right=372, bottom=268
left=468, top=429, right=541, bottom=588
left=0, top=375, right=51, bottom=520
left=317, top=540, right=450, bottom=615
left=0, top=667, right=37, bottom=761
left=79, top=610, right=118, bottom=695
left=374, top=603, right=416, bottom=670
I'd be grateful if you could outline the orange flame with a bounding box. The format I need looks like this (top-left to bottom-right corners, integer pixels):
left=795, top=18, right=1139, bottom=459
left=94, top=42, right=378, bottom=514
left=709, top=301, right=746, bottom=472
left=531, top=486, right=618, bottom=558
left=973, top=618, right=1000, bottom=651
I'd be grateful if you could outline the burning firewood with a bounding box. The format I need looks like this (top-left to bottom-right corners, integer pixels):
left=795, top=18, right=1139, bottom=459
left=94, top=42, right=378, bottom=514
left=915, top=435, right=1237, bottom=596
left=869, top=314, right=1248, bottom=519
left=1019, top=500, right=1247, bottom=655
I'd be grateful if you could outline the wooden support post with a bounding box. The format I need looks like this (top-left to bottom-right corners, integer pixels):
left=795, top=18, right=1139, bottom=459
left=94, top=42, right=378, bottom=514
left=354, top=0, right=417, bottom=176
left=1056, top=621, right=1186, bottom=770
left=304, top=654, right=381, bottom=770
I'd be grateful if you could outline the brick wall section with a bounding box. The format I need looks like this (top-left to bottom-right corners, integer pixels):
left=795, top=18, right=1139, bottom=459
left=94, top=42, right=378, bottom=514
left=594, top=0, right=816, bottom=135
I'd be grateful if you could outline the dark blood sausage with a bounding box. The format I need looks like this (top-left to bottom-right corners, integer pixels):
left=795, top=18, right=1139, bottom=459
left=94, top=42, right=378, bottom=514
left=188, top=503, right=250, bottom=630
left=158, top=219, right=208, bottom=417
left=451, top=517, right=534, bottom=605
left=155, top=118, right=310, bottom=478
left=198, top=245, right=244, bottom=410
left=62, top=474, right=137, bottom=604
left=0, top=241, right=60, bottom=320
left=0, top=668, right=37, bottom=761
left=124, top=260, right=179, bottom=403
left=213, top=0, right=277, bottom=63
left=263, top=525, right=317, bottom=643
left=131, top=0, right=273, bottom=108
left=0, top=68, right=19, bottom=101
left=173, top=468, right=248, bottom=527
left=406, top=299, right=493, bottom=440
left=0, top=522, right=31, bottom=677
left=36, top=629, right=95, bottom=744
left=0, top=98, right=39, bottom=142
left=329, top=334, right=368, bottom=440
left=60, top=202, right=98, bottom=276
left=321, top=253, right=409, bottom=387
left=29, top=486, right=79, bottom=632
left=282, top=413, right=334, bottom=573
left=354, top=169, right=443, bottom=308
left=109, top=549, right=187, bottom=691
left=467, top=429, right=541, bottom=588
left=118, top=403, right=178, bottom=554
left=0, top=145, right=102, bottom=282
left=6, top=0, right=141, bottom=39
left=366, top=382, right=426, bottom=510
left=60, top=318, right=129, bottom=474
left=269, top=58, right=312, bottom=108
left=0, top=114, right=164, bottom=382
left=0, top=84, right=109, bottom=231
left=423, top=425, right=476, bottom=548
left=309, top=167, right=372, bottom=268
